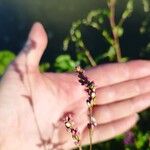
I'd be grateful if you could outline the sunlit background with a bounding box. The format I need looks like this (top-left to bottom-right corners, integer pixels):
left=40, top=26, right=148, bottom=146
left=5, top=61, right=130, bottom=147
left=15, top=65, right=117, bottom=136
left=0, top=0, right=149, bottom=62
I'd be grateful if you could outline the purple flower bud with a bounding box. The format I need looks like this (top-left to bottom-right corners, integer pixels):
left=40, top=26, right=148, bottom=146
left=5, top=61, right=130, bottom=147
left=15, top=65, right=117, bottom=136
left=123, top=131, right=135, bottom=145
left=87, top=123, right=92, bottom=129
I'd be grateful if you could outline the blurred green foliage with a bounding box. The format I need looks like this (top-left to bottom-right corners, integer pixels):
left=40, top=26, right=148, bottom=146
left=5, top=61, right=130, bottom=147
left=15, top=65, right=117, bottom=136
left=39, top=62, right=50, bottom=72
left=0, top=50, right=50, bottom=75
left=63, top=0, right=135, bottom=63
left=54, top=54, right=77, bottom=72
left=0, top=0, right=150, bottom=149
left=0, top=50, right=15, bottom=76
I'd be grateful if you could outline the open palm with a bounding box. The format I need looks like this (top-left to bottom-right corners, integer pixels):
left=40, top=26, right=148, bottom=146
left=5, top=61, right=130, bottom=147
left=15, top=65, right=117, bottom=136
left=0, top=23, right=150, bottom=150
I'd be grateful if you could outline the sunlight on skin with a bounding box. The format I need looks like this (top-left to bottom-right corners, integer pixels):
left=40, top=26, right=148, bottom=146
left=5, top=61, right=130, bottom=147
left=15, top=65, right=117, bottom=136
left=0, top=23, right=150, bottom=150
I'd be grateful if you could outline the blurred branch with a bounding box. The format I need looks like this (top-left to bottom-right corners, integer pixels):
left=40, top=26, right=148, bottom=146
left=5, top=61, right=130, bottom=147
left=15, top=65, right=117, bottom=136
left=118, top=0, right=134, bottom=27
left=142, top=0, right=150, bottom=12
left=64, top=20, right=97, bottom=67
left=107, top=0, right=122, bottom=62
left=85, top=50, right=96, bottom=66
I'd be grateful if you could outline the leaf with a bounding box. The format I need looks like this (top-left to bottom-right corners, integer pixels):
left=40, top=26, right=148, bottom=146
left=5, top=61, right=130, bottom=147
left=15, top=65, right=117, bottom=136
left=135, top=132, right=149, bottom=149
left=0, top=50, right=15, bottom=76
left=63, top=37, right=70, bottom=51
left=122, top=0, right=134, bottom=20
left=54, top=55, right=77, bottom=72
left=39, top=63, right=50, bottom=72
left=76, top=51, right=89, bottom=64
left=95, top=47, right=115, bottom=62
left=114, top=26, right=124, bottom=37
left=142, top=0, right=150, bottom=12
left=75, top=30, right=81, bottom=39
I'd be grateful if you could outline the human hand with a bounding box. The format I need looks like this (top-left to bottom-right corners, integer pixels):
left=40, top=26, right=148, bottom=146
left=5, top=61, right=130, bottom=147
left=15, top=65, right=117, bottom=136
left=0, top=23, right=149, bottom=150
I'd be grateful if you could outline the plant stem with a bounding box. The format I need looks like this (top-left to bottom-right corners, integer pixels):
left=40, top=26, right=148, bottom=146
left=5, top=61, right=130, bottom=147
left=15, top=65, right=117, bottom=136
left=79, top=145, right=83, bottom=150
left=107, top=0, right=122, bottom=62
left=118, top=17, right=125, bottom=27
left=89, top=128, right=93, bottom=150
left=89, top=108, right=93, bottom=150
left=85, top=50, right=97, bottom=67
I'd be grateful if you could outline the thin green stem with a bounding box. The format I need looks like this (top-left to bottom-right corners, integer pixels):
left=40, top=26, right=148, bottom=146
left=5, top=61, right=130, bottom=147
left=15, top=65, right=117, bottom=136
left=89, top=128, right=93, bottom=150
left=85, top=50, right=97, bottom=67
left=78, top=145, right=83, bottom=150
left=89, top=108, right=93, bottom=150
left=118, top=17, right=125, bottom=27
left=107, top=0, right=122, bottom=62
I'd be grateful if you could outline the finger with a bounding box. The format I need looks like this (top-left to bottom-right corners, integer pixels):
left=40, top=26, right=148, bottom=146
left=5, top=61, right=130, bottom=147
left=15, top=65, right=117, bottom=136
left=93, top=92, right=150, bottom=124
left=96, top=76, right=150, bottom=104
left=86, top=60, right=150, bottom=88
left=15, top=22, right=48, bottom=70
left=82, top=114, right=139, bottom=145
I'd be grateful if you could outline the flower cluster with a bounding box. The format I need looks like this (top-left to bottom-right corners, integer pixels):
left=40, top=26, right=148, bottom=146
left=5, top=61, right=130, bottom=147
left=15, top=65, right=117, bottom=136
left=75, top=66, right=97, bottom=129
left=64, top=114, right=81, bottom=146
left=75, top=66, right=96, bottom=108
left=63, top=66, right=97, bottom=149
left=87, top=116, right=97, bottom=130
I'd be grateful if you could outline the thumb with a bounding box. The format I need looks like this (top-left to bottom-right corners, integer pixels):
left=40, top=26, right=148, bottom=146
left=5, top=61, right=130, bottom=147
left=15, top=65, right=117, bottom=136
left=16, top=22, right=48, bottom=70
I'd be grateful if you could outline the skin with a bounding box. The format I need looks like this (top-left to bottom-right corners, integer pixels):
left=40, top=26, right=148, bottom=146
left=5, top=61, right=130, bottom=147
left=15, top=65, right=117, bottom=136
left=0, top=22, right=149, bottom=150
